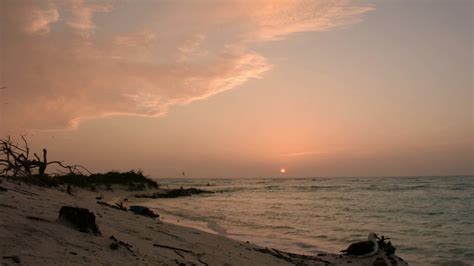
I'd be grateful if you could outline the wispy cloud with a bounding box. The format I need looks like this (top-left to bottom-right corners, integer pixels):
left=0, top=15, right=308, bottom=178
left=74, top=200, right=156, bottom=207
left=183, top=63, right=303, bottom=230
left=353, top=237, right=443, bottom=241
left=27, top=2, right=59, bottom=34
left=243, top=1, right=374, bottom=41
left=1, top=0, right=373, bottom=132
left=65, top=0, right=113, bottom=37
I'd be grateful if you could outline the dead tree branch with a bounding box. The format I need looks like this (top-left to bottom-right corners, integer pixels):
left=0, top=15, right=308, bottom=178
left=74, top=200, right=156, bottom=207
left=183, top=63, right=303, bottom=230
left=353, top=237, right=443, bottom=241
left=0, top=136, right=90, bottom=177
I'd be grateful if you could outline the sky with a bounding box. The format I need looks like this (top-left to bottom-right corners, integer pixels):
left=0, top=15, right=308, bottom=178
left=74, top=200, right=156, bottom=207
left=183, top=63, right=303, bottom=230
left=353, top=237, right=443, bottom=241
left=0, top=0, right=472, bottom=178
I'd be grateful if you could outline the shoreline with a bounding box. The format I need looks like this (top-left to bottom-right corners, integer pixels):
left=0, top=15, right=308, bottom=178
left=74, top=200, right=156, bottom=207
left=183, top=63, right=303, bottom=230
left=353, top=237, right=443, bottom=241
left=0, top=179, right=408, bottom=265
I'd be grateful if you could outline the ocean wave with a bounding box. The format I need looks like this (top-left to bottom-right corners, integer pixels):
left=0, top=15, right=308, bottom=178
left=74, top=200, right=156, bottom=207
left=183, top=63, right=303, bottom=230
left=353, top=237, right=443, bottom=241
left=294, top=185, right=346, bottom=191
left=148, top=176, right=474, bottom=265
left=264, top=185, right=281, bottom=190
left=293, top=241, right=317, bottom=249
left=364, top=184, right=432, bottom=191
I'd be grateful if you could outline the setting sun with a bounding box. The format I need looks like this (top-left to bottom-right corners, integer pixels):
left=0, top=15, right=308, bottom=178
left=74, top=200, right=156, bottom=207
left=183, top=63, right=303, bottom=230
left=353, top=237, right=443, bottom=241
left=280, top=168, right=286, bottom=173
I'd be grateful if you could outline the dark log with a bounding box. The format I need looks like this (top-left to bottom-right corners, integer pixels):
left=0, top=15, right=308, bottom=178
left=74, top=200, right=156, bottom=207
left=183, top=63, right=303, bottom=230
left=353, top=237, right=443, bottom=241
left=153, top=243, right=191, bottom=253
left=109, top=235, right=134, bottom=253
left=97, top=201, right=127, bottom=211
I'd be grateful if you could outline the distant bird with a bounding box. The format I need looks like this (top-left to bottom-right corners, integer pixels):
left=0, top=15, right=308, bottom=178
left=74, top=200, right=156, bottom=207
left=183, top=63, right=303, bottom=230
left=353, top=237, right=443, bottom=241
left=182, top=171, right=185, bottom=177
left=341, top=232, right=379, bottom=256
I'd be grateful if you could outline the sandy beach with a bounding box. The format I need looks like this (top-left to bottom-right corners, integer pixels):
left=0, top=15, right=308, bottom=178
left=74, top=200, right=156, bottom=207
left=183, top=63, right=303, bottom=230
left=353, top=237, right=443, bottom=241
left=0, top=178, right=408, bottom=266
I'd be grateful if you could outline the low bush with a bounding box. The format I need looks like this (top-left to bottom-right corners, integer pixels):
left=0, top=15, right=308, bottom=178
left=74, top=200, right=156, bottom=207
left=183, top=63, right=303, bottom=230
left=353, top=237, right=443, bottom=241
left=10, top=170, right=159, bottom=189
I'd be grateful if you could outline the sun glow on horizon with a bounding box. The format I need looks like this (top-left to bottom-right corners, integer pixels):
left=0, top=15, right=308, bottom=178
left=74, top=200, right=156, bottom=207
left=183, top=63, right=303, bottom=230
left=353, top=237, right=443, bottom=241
left=280, top=168, right=286, bottom=173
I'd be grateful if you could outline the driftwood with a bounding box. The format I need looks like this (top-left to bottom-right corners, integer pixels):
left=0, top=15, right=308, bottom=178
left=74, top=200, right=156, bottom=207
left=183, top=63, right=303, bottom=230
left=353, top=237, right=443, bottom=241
left=153, top=243, right=192, bottom=253
left=173, top=250, right=185, bottom=258
left=26, top=216, right=50, bottom=222
left=0, top=136, right=90, bottom=177
left=153, top=243, right=209, bottom=265
left=254, top=235, right=403, bottom=265
left=109, top=235, right=134, bottom=253
left=1, top=186, right=39, bottom=196
left=377, top=235, right=402, bottom=265
left=378, top=235, right=396, bottom=255
left=253, top=247, right=333, bottom=264
left=97, top=201, right=127, bottom=211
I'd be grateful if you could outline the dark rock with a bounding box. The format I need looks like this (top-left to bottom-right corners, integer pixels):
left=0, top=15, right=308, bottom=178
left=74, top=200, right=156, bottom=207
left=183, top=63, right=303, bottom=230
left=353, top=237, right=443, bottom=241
left=135, top=187, right=213, bottom=199
left=58, top=206, right=100, bottom=235
left=110, top=243, right=119, bottom=250
left=129, top=205, right=159, bottom=219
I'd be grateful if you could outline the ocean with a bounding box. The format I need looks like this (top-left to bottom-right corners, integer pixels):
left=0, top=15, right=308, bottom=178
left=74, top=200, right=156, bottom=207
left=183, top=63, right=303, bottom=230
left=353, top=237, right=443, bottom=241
left=140, top=176, right=474, bottom=265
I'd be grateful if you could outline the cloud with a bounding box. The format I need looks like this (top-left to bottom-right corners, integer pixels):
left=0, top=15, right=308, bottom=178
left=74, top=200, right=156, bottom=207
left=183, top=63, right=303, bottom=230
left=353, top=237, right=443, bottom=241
left=2, top=0, right=59, bottom=35
left=255, top=1, right=373, bottom=41
left=114, top=30, right=157, bottom=49
left=64, top=0, right=113, bottom=37
left=176, top=34, right=207, bottom=63
left=0, top=0, right=372, bottom=132
left=27, top=2, right=60, bottom=34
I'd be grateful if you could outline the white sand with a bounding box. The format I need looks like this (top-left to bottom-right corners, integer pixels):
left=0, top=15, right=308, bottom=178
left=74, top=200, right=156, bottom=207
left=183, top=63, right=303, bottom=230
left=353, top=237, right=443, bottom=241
left=0, top=179, right=408, bottom=265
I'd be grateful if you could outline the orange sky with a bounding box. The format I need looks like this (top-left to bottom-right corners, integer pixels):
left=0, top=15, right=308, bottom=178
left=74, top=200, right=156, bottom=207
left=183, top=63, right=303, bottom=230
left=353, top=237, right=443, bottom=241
left=0, top=0, right=472, bottom=178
